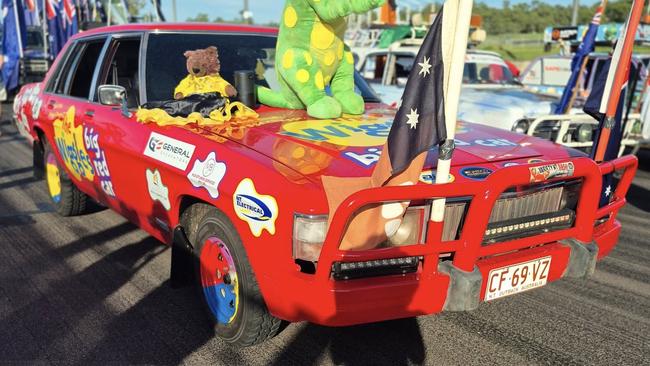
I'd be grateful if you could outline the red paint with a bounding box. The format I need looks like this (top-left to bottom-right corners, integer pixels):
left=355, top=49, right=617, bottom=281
left=13, top=24, right=639, bottom=327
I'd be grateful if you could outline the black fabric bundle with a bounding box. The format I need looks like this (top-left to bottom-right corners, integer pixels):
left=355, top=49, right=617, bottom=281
left=142, top=92, right=228, bottom=118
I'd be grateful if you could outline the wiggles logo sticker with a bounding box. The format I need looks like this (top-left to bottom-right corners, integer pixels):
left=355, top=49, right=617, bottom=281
left=53, top=107, right=94, bottom=181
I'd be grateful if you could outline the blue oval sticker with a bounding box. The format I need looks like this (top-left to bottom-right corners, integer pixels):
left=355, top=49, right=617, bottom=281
left=460, top=167, right=494, bottom=180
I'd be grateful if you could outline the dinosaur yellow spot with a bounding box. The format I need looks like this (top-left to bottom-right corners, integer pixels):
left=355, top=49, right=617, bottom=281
left=345, top=51, right=354, bottom=65
left=311, top=22, right=335, bottom=50
left=296, top=69, right=310, bottom=83
left=284, top=6, right=298, bottom=28
left=304, top=52, right=313, bottom=66
left=324, top=75, right=332, bottom=85
left=337, top=42, right=344, bottom=60
left=282, top=49, right=294, bottom=69
left=315, top=71, right=325, bottom=90
left=323, top=51, right=336, bottom=66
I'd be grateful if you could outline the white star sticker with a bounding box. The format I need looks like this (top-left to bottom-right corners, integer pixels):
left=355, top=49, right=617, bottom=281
left=406, top=108, right=420, bottom=129
left=605, top=185, right=612, bottom=197
left=418, top=56, right=432, bottom=77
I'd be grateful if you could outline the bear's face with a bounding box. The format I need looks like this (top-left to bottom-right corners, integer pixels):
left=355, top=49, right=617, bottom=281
left=184, top=46, right=221, bottom=77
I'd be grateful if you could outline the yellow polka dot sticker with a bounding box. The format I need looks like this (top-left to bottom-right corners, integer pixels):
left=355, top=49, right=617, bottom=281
left=284, top=6, right=297, bottom=28
left=296, top=69, right=310, bottom=83
left=282, top=49, right=294, bottom=69
left=315, top=71, right=325, bottom=90
left=311, top=22, right=335, bottom=50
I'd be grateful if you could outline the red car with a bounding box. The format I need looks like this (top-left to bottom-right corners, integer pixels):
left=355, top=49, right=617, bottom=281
left=14, top=23, right=638, bottom=347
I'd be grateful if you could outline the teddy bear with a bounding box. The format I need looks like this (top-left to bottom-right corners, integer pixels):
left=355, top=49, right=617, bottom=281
left=174, top=46, right=238, bottom=100
left=257, top=0, right=385, bottom=119
left=137, top=46, right=258, bottom=127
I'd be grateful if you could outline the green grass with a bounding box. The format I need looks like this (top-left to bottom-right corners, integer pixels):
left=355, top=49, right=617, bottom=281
left=477, top=32, right=650, bottom=62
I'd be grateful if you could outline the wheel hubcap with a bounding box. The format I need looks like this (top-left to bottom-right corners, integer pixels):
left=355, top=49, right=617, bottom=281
left=200, top=237, right=239, bottom=324
left=45, top=153, right=62, bottom=203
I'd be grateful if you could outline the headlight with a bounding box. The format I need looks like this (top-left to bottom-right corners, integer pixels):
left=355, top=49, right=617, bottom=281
left=574, top=124, right=594, bottom=142
left=385, top=205, right=429, bottom=247
left=512, top=119, right=531, bottom=134
left=292, top=205, right=429, bottom=262
left=293, top=214, right=328, bottom=262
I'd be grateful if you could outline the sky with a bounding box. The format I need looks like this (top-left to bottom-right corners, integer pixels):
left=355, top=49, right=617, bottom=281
left=156, top=0, right=587, bottom=25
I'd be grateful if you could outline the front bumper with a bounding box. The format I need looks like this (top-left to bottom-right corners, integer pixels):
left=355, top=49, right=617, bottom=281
left=264, top=156, right=637, bottom=326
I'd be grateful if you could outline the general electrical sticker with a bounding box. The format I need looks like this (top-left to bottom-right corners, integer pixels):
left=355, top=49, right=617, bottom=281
left=188, top=152, right=226, bottom=199
left=233, top=178, right=278, bottom=237
left=144, top=132, right=196, bottom=170
left=146, top=169, right=171, bottom=210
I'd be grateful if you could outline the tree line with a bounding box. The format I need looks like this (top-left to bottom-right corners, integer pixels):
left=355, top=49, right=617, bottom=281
left=186, top=0, right=636, bottom=34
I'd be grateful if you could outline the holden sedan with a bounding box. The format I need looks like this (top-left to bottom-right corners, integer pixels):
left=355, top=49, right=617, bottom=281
left=14, top=23, right=638, bottom=347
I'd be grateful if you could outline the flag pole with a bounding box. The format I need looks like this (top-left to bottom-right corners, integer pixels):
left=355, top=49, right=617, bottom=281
left=431, top=0, right=473, bottom=222
left=12, top=0, right=24, bottom=58
left=593, top=0, right=646, bottom=162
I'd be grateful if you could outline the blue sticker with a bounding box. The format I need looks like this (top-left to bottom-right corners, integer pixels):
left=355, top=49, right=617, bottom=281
left=460, top=167, right=494, bottom=180
left=235, top=194, right=273, bottom=222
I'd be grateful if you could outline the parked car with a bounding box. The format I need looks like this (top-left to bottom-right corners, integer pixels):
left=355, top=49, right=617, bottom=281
left=354, top=42, right=561, bottom=135
left=521, top=53, right=649, bottom=154
left=20, top=26, right=50, bottom=85
left=15, top=23, right=638, bottom=347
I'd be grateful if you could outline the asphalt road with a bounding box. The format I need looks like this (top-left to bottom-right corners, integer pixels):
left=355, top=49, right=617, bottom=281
left=0, top=107, right=649, bottom=366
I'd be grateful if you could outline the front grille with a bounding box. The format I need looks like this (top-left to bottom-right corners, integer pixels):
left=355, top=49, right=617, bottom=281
left=442, top=181, right=580, bottom=243
left=532, top=121, right=560, bottom=141
left=23, top=59, right=49, bottom=73
left=489, top=187, right=563, bottom=222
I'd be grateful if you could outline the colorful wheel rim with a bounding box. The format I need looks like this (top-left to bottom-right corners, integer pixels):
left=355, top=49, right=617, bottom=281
left=200, top=237, right=239, bottom=325
left=45, top=153, right=62, bottom=203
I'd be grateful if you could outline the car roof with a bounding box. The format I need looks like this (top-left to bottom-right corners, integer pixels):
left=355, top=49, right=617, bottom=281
left=72, top=22, right=279, bottom=40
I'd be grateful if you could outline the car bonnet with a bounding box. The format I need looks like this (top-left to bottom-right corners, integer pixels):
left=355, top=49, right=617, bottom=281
left=196, top=105, right=582, bottom=183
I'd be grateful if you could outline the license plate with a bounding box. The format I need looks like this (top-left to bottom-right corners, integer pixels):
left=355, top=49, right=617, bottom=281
left=485, top=257, right=552, bottom=301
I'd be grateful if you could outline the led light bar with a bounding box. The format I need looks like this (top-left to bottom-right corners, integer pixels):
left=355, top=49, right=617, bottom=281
left=483, top=209, right=575, bottom=243
left=331, top=256, right=421, bottom=281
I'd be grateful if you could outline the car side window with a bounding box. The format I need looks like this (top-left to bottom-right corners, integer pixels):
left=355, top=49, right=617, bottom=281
left=95, top=37, right=142, bottom=108
left=45, top=45, right=76, bottom=94
left=522, top=59, right=542, bottom=85
left=63, top=39, right=106, bottom=99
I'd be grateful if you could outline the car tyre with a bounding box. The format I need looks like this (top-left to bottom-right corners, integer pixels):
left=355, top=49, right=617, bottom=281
left=189, top=204, right=282, bottom=347
left=43, top=141, right=88, bottom=216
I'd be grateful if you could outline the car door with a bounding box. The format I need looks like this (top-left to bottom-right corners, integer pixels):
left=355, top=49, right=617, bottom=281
left=88, top=34, right=174, bottom=242
left=40, top=36, right=109, bottom=202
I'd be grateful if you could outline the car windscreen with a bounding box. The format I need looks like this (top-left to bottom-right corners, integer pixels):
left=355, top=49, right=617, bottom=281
left=144, top=33, right=380, bottom=104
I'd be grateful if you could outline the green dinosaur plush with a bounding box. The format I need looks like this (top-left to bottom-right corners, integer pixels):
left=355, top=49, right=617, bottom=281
left=258, top=0, right=385, bottom=119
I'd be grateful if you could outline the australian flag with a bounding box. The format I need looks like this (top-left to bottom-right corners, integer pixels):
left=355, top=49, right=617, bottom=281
left=2, top=0, right=27, bottom=92
left=321, top=6, right=449, bottom=251
left=385, top=5, right=446, bottom=177
left=584, top=58, right=640, bottom=207
left=554, top=1, right=605, bottom=115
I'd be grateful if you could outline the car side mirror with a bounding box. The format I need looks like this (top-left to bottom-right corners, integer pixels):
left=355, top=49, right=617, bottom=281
left=98, top=84, right=131, bottom=118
